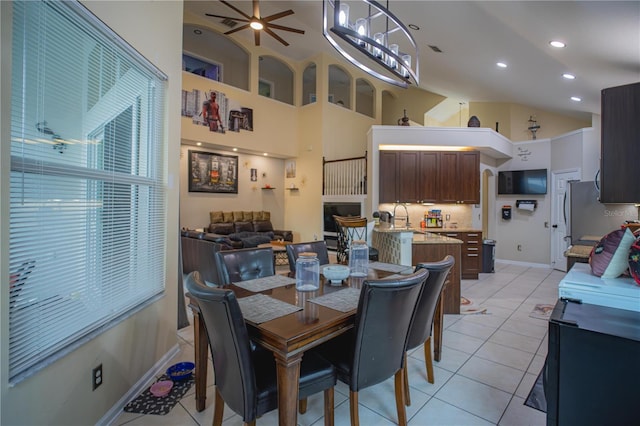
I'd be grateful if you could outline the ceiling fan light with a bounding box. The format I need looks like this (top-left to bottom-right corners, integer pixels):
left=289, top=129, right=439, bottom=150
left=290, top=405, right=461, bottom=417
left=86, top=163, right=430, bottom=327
left=250, top=20, right=264, bottom=30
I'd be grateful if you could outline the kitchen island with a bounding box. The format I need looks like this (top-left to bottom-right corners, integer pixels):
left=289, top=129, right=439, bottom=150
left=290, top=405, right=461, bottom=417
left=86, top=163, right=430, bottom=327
left=372, top=224, right=462, bottom=314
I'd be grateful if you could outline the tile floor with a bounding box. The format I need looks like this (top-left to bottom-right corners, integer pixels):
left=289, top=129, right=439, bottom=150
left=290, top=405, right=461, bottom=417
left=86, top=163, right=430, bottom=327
left=114, top=261, right=563, bottom=425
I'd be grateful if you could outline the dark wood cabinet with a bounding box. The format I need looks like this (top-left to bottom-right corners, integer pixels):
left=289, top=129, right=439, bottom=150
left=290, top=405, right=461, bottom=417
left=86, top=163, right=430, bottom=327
left=600, top=82, right=640, bottom=203
left=412, top=242, right=461, bottom=314
left=379, top=150, right=479, bottom=204
left=431, top=230, right=482, bottom=279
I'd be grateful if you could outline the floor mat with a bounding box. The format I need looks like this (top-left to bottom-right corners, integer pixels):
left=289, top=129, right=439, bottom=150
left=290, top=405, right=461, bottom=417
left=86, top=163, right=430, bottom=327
left=460, top=296, right=487, bottom=314
left=124, top=374, right=194, bottom=415
left=524, top=368, right=547, bottom=413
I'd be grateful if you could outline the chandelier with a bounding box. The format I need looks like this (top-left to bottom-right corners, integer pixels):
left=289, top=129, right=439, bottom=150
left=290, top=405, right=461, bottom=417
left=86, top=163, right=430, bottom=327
left=323, top=0, right=419, bottom=88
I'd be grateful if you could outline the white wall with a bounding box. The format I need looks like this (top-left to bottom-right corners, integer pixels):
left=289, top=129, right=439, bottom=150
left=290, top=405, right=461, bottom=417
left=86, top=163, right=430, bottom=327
left=0, top=2, right=183, bottom=424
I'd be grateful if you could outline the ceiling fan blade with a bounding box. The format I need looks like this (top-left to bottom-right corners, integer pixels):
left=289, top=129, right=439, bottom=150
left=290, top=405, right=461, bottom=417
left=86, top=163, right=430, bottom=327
left=220, top=0, right=253, bottom=20
left=253, top=0, right=260, bottom=19
left=225, top=24, right=251, bottom=35
left=264, top=27, right=289, bottom=46
left=267, top=23, right=305, bottom=35
left=205, top=13, right=250, bottom=23
left=262, top=10, right=294, bottom=22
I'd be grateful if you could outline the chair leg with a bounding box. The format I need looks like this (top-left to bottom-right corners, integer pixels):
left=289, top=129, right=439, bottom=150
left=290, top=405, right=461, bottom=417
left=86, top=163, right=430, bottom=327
left=243, top=422, right=256, bottom=426
left=299, top=398, right=308, bottom=414
left=213, top=387, right=224, bottom=426
left=424, top=337, right=435, bottom=384
left=394, top=369, right=408, bottom=426
left=349, top=390, right=359, bottom=426
left=403, top=352, right=411, bottom=406
left=324, top=387, right=335, bottom=426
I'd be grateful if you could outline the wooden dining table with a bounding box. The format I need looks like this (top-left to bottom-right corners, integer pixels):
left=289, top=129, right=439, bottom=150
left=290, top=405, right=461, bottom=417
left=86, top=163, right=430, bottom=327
left=186, top=262, right=445, bottom=426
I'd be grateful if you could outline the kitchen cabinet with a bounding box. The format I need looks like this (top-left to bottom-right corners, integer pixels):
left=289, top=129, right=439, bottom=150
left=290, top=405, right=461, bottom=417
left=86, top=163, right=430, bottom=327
left=431, top=230, right=482, bottom=279
left=412, top=242, right=461, bottom=314
left=600, top=82, right=640, bottom=203
left=379, top=150, right=479, bottom=204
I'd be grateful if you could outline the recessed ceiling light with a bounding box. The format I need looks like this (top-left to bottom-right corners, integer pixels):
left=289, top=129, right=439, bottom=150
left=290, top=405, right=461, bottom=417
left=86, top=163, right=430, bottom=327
left=196, top=142, right=202, bottom=146
left=562, top=73, right=576, bottom=80
left=550, top=40, right=566, bottom=48
left=571, top=96, right=582, bottom=102
left=232, top=148, right=238, bottom=152
left=263, top=153, right=268, bottom=156
left=496, top=62, right=507, bottom=68
left=194, top=29, right=202, bottom=35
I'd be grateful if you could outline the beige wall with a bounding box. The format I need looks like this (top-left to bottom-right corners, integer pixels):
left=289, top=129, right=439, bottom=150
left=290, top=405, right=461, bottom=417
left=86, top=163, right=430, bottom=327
left=0, top=1, right=183, bottom=424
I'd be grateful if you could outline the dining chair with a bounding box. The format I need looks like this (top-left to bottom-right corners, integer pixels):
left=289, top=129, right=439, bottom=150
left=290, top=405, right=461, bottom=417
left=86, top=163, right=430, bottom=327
left=315, top=268, right=429, bottom=426
left=403, top=255, right=455, bottom=405
left=185, top=271, right=337, bottom=426
left=333, top=215, right=379, bottom=264
left=285, top=240, right=331, bottom=272
left=215, top=246, right=275, bottom=285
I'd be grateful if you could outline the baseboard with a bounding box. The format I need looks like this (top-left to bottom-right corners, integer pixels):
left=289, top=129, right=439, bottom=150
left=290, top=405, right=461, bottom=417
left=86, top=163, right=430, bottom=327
left=97, top=344, right=181, bottom=426
left=495, top=259, right=551, bottom=268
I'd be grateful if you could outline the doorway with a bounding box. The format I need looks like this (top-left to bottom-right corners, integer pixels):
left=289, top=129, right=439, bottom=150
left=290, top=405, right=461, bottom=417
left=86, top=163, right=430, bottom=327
left=482, top=168, right=496, bottom=239
left=551, top=169, right=581, bottom=271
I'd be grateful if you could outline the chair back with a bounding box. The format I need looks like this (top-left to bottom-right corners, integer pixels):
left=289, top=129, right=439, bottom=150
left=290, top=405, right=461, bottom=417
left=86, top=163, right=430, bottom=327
left=350, top=268, right=429, bottom=391
left=184, top=271, right=258, bottom=420
left=407, top=255, right=455, bottom=350
left=334, top=215, right=368, bottom=264
left=285, top=241, right=330, bottom=272
left=215, top=246, right=275, bottom=285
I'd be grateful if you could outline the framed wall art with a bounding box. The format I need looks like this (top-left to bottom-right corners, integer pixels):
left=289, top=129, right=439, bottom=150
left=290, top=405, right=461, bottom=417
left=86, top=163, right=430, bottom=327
left=188, top=150, right=238, bottom=193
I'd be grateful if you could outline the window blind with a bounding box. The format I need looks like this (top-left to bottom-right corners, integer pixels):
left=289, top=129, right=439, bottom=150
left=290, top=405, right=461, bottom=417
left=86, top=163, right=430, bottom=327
left=9, top=1, right=167, bottom=381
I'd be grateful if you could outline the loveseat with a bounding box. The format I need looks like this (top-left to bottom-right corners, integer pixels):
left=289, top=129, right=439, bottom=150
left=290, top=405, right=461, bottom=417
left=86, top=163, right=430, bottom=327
left=207, top=210, right=293, bottom=247
left=181, top=230, right=234, bottom=286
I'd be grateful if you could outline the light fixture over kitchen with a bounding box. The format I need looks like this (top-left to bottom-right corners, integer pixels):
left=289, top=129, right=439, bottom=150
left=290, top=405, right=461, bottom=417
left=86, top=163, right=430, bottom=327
left=322, top=0, right=419, bottom=88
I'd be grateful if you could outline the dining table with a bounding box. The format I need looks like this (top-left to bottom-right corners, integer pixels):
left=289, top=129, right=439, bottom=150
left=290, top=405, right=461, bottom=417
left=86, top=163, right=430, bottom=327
left=186, top=261, right=446, bottom=426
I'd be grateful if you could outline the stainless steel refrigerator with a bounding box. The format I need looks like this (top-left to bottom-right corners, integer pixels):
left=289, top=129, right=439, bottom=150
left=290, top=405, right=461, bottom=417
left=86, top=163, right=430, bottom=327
left=566, top=180, right=638, bottom=244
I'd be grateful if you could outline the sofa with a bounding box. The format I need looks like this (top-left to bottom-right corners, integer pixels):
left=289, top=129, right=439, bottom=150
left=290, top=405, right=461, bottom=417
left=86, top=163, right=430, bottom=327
left=207, top=210, right=293, bottom=247
left=181, top=230, right=234, bottom=286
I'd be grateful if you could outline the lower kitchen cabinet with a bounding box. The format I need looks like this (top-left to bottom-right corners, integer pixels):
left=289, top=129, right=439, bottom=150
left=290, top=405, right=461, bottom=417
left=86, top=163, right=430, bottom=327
left=432, top=230, right=482, bottom=279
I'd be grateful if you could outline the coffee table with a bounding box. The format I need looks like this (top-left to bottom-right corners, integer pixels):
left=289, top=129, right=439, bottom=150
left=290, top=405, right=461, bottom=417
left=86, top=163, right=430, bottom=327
left=258, top=241, right=290, bottom=266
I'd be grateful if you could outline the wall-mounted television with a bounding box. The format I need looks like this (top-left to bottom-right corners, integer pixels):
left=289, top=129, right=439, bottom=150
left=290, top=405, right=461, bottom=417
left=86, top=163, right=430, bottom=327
left=498, top=169, right=548, bottom=195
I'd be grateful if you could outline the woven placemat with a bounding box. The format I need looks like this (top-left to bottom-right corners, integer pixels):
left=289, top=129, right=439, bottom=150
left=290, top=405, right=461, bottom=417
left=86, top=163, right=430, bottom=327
left=234, top=275, right=296, bottom=292
left=309, top=287, right=361, bottom=312
left=123, top=374, right=193, bottom=415
left=238, top=293, right=301, bottom=323
left=368, top=262, right=414, bottom=273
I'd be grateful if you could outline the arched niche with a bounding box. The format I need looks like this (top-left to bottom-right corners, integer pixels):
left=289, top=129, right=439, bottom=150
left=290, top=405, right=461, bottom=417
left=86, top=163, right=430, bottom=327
left=328, top=65, right=351, bottom=108
left=302, top=63, right=317, bottom=106
left=355, top=78, right=374, bottom=117
left=259, top=55, right=294, bottom=105
left=182, top=24, right=249, bottom=91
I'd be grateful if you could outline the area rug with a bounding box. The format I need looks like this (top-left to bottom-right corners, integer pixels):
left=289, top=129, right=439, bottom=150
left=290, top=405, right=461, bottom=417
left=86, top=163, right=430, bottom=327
left=124, top=374, right=194, bottom=415
left=460, top=296, right=487, bottom=315
left=529, top=303, right=554, bottom=320
left=524, top=367, right=547, bottom=413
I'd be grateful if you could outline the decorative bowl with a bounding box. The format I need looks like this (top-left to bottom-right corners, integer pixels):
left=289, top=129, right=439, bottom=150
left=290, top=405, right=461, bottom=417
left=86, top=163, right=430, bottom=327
left=150, top=380, right=173, bottom=397
left=322, top=265, right=350, bottom=284
left=166, top=361, right=195, bottom=381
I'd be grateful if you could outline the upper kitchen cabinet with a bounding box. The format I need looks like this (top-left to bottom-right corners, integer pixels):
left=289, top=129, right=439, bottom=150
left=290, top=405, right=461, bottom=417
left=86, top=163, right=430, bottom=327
left=600, top=82, right=640, bottom=203
left=379, top=150, right=479, bottom=204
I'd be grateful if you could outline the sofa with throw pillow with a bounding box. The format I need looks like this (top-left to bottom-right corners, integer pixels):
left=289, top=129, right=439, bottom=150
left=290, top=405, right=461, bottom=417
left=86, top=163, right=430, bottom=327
left=207, top=210, right=293, bottom=248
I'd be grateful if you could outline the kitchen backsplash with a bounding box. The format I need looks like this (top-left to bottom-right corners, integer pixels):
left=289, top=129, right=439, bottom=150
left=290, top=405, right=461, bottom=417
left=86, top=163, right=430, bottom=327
left=378, top=203, right=474, bottom=229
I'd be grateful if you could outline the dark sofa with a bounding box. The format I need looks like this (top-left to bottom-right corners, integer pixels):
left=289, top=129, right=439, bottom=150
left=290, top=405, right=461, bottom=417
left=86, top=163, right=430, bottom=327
left=207, top=210, right=293, bottom=245
left=181, top=230, right=234, bottom=286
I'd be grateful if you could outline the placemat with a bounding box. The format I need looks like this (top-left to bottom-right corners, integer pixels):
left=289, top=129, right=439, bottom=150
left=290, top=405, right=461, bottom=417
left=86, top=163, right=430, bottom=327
left=368, top=261, right=414, bottom=273
left=238, top=293, right=301, bottom=323
left=123, top=374, right=194, bottom=415
left=234, top=274, right=296, bottom=292
left=309, top=287, right=361, bottom=312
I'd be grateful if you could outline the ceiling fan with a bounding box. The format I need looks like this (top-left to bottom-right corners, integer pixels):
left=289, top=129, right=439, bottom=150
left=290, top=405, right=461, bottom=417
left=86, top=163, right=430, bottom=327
left=205, top=0, right=305, bottom=47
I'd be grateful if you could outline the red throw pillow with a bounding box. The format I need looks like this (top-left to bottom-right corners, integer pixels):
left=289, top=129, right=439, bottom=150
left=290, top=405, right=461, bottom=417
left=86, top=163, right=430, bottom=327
left=589, top=228, right=635, bottom=278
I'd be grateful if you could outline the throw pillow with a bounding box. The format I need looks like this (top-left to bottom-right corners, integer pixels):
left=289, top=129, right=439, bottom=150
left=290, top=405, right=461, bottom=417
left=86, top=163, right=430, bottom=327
left=252, top=211, right=263, bottom=221
left=589, top=227, right=635, bottom=278
left=243, top=211, right=253, bottom=221
left=262, top=211, right=271, bottom=221
left=210, top=211, right=224, bottom=224
left=628, top=237, right=640, bottom=285
left=253, top=220, right=274, bottom=233
left=222, top=211, right=234, bottom=223
left=232, top=211, right=244, bottom=222
left=208, top=223, right=234, bottom=235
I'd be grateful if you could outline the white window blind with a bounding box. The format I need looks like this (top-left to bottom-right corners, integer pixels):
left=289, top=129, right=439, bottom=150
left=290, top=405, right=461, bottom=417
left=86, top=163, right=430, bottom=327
left=9, top=1, right=167, bottom=382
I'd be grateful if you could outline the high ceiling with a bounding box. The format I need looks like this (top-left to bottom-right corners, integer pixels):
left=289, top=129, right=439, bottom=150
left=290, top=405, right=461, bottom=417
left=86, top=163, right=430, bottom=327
left=184, top=1, right=640, bottom=121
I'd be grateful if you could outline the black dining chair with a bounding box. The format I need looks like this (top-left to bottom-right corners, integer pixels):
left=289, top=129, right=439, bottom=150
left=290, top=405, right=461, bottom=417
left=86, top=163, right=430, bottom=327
left=215, top=246, right=275, bottom=285
left=285, top=240, right=331, bottom=272
left=403, top=255, right=455, bottom=405
left=315, top=268, right=429, bottom=426
left=185, top=271, right=337, bottom=426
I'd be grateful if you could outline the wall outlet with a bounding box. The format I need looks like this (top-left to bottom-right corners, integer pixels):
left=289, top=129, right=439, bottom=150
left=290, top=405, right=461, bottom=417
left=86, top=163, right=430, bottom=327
left=92, top=364, right=103, bottom=390
left=517, top=244, right=522, bottom=251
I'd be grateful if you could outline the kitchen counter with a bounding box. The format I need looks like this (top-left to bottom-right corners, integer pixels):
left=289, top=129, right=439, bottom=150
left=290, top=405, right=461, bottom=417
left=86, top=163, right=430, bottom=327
left=412, top=232, right=463, bottom=245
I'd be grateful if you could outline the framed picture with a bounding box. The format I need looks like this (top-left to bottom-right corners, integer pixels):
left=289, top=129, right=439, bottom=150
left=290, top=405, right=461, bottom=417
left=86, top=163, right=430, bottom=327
left=250, top=168, right=257, bottom=181
left=285, top=160, right=296, bottom=178
left=188, top=150, right=238, bottom=193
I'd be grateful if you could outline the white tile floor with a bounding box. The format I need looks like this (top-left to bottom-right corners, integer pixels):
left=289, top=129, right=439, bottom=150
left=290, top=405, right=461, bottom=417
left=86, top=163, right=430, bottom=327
left=114, top=261, right=563, bottom=425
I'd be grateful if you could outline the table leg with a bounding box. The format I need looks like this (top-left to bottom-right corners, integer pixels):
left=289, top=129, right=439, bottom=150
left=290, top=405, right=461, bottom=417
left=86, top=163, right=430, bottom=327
left=192, top=309, right=208, bottom=412
left=433, top=297, right=444, bottom=362
left=274, top=352, right=302, bottom=426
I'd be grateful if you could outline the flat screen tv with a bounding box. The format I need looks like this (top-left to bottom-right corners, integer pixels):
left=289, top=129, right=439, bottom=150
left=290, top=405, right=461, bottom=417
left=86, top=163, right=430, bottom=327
left=498, top=169, right=548, bottom=195
left=323, top=202, right=361, bottom=233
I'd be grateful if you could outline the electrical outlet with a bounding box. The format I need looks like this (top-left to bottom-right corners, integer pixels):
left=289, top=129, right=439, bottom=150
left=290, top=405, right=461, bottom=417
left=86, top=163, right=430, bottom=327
left=92, top=364, right=103, bottom=390
left=517, top=244, right=522, bottom=251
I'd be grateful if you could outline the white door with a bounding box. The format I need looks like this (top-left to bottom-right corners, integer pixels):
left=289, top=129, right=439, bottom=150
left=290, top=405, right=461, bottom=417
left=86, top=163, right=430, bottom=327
left=551, top=169, right=581, bottom=271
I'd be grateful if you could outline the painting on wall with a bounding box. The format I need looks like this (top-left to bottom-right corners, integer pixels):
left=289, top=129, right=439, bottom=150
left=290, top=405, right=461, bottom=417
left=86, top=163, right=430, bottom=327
left=250, top=168, right=257, bottom=181
left=285, top=160, right=296, bottom=178
left=188, top=150, right=238, bottom=193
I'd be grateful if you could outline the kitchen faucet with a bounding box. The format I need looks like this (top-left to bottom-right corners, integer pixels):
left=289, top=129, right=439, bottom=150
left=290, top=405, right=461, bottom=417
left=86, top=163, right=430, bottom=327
left=393, top=203, right=410, bottom=228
